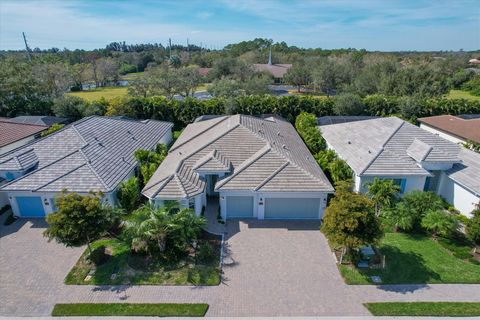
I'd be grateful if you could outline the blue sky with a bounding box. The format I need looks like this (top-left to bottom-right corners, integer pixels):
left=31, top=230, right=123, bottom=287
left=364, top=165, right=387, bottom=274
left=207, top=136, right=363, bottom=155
left=1, top=0, right=479, bottom=51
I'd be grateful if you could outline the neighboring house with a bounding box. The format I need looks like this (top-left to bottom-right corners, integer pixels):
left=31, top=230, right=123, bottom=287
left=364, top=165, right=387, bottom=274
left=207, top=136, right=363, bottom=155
left=418, top=114, right=480, bottom=145
left=143, top=114, right=333, bottom=220
left=7, top=115, right=69, bottom=127
left=0, top=116, right=173, bottom=218
left=319, top=116, right=480, bottom=216
left=0, top=120, right=47, bottom=156
left=253, top=48, right=292, bottom=84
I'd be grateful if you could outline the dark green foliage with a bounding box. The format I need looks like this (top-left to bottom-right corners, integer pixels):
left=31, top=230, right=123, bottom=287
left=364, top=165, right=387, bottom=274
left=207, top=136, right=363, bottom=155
left=364, top=178, right=400, bottom=216
left=333, top=93, right=365, bottom=115
left=123, top=205, right=206, bottom=260
left=401, top=190, right=446, bottom=225
left=52, top=96, right=89, bottom=120
left=466, top=203, right=480, bottom=246
left=134, top=144, right=168, bottom=186
left=116, top=176, right=141, bottom=213
left=315, top=150, right=353, bottom=184
left=197, top=242, right=215, bottom=263
left=295, top=112, right=326, bottom=153
left=383, top=202, right=417, bottom=232
left=321, top=181, right=383, bottom=251
left=43, top=191, right=121, bottom=254
left=462, top=75, right=480, bottom=96
left=421, top=209, right=459, bottom=239
left=40, top=123, right=65, bottom=137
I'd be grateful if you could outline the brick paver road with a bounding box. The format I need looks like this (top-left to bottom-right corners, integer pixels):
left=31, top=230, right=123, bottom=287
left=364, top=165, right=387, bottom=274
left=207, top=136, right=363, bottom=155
left=1, top=219, right=480, bottom=317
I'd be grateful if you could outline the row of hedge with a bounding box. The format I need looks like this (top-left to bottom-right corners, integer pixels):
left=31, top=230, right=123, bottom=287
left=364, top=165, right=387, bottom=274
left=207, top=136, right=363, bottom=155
left=103, top=94, right=480, bottom=129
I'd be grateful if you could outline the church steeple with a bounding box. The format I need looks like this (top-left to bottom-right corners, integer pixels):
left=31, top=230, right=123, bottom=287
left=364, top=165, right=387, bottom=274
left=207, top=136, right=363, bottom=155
left=268, top=45, right=272, bottom=65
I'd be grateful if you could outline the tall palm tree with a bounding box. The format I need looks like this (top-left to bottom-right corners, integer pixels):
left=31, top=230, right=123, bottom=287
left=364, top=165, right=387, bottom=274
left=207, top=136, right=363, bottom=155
left=365, top=178, right=400, bottom=216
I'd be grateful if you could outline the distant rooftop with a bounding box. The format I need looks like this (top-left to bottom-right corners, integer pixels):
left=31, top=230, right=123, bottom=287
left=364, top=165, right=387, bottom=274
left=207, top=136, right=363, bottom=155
left=8, top=115, right=68, bottom=127
left=0, top=120, right=46, bottom=148
left=418, top=114, right=480, bottom=144
left=253, top=64, right=292, bottom=78
left=318, top=116, right=379, bottom=126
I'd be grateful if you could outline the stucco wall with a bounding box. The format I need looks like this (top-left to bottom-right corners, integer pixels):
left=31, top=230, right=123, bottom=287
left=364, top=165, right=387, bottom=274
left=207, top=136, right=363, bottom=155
left=438, top=172, right=479, bottom=217
left=357, top=175, right=427, bottom=195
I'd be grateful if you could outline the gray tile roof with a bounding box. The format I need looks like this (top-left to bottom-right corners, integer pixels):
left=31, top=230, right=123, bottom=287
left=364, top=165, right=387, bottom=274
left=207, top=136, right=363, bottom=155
left=142, top=115, right=333, bottom=199
left=446, top=148, right=480, bottom=196
left=319, top=117, right=462, bottom=176
left=0, top=116, right=173, bottom=193
left=8, top=116, right=68, bottom=127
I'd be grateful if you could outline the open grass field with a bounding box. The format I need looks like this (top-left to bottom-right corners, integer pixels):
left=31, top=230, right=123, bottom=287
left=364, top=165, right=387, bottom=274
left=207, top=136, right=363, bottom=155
left=68, top=86, right=128, bottom=102
left=65, top=236, right=221, bottom=286
left=52, top=303, right=209, bottom=317
left=446, top=89, right=480, bottom=101
left=339, top=232, right=480, bottom=284
left=365, top=302, right=480, bottom=317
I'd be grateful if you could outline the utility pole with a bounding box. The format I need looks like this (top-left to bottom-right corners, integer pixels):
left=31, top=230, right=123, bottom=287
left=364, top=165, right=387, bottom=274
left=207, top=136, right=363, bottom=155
left=22, top=32, right=32, bottom=61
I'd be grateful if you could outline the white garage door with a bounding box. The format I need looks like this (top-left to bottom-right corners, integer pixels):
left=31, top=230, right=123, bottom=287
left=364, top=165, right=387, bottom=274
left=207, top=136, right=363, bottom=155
left=264, top=198, right=320, bottom=219
left=226, top=196, right=254, bottom=218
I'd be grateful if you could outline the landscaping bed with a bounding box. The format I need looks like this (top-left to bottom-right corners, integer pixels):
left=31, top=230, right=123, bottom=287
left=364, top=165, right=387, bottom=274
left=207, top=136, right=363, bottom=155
left=52, top=303, right=208, bottom=317
left=365, top=302, right=480, bottom=316
left=65, top=231, right=222, bottom=286
left=338, top=232, right=480, bottom=284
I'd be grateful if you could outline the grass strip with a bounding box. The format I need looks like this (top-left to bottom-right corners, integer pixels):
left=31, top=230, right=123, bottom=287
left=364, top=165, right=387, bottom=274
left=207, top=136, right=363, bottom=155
left=365, top=302, right=480, bottom=316
left=52, top=303, right=208, bottom=317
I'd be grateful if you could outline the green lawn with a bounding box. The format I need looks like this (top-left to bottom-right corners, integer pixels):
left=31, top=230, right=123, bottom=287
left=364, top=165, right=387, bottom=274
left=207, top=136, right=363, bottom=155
left=446, top=89, right=480, bottom=101
left=65, top=237, right=221, bottom=286
left=52, top=303, right=208, bottom=317
left=67, top=86, right=128, bottom=102
left=365, top=302, right=480, bottom=317
left=120, top=72, right=144, bottom=81
left=339, top=233, right=480, bottom=284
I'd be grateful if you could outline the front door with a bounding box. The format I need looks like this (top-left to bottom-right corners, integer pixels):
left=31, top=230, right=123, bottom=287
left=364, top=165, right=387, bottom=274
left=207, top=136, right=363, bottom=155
left=207, top=175, right=219, bottom=196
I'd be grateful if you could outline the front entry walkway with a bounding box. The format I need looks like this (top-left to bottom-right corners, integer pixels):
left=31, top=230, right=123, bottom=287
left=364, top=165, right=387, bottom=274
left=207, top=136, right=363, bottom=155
left=2, top=219, right=480, bottom=317
left=203, top=196, right=226, bottom=235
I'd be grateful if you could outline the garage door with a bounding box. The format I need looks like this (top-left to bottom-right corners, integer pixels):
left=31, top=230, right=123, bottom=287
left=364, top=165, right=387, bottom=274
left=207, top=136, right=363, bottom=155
left=16, top=196, right=45, bottom=217
left=226, top=196, right=254, bottom=218
left=264, top=198, right=320, bottom=219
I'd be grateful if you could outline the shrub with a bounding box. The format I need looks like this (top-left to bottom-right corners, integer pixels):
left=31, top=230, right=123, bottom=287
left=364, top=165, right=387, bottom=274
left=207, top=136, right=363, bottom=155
left=466, top=204, right=480, bottom=246
left=334, top=93, right=365, bottom=115
left=383, top=202, right=416, bottom=232
left=401, top=191, right=446, bottom=226
left=421, top=210, right=459, bottom=240
left=197, top=242, right=215, bottom=263
left=117, top=176, right=140, bottom=213
left=295, top=112, right=326, bottom=153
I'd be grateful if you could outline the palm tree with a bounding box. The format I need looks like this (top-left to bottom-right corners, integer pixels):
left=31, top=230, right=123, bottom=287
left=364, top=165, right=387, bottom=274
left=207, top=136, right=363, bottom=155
left=365, top=178, right=400, bottom=216
left=124, top=204, right=170, bottom=254
left=384, top=202, right=415, bottom=232
left=421, top=209, right=459, bottom=240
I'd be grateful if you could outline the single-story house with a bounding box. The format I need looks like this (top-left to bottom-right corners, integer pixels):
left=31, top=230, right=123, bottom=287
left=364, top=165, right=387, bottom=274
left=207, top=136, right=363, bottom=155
left=7, top=115, right=69, bottom=127
left=142, top=114, right=334, bottom=220
left=0, top=116, right=173, bottom=218
left=0, top=119, right=47, bottom=156
left=319, top=116, right=480, bottom=217
left=418, top=114, right=480, bottom=145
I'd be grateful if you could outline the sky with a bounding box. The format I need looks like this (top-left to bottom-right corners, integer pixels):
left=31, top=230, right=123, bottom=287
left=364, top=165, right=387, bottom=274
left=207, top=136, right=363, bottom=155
left=0, top=0, right=479, bottom=51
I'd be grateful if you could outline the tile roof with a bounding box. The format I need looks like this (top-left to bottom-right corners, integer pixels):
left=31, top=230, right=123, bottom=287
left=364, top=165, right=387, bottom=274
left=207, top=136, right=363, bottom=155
left=8, top=115, right=68, bottom=127
left=0, top=120, right=46, bottom=147
left=319, top=117, right=462, bottom=176
left=418, top=114, right=480, bottom=144
left=142, top=114, right=333, bottom=199
left=446, top=148, right=480, bottom=196
left=0, top=116, right=173, bottom=193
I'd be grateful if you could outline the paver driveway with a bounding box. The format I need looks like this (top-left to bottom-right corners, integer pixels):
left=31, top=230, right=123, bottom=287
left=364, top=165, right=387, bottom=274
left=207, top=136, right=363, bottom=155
left=2, top=219, right=480, bottom=317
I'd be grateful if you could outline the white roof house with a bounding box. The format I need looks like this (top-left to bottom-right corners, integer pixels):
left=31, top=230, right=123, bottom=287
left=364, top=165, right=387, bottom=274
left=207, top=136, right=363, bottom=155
left=143, top=114, right=333, bottom=220
left=0, top=116, right=173, bottom=217
left=319, top=116, right=480, bottom=216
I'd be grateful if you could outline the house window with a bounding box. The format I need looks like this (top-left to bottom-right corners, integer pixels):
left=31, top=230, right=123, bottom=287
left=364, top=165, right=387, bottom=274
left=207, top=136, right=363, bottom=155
left=391, top=178, right=407, bottom=193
